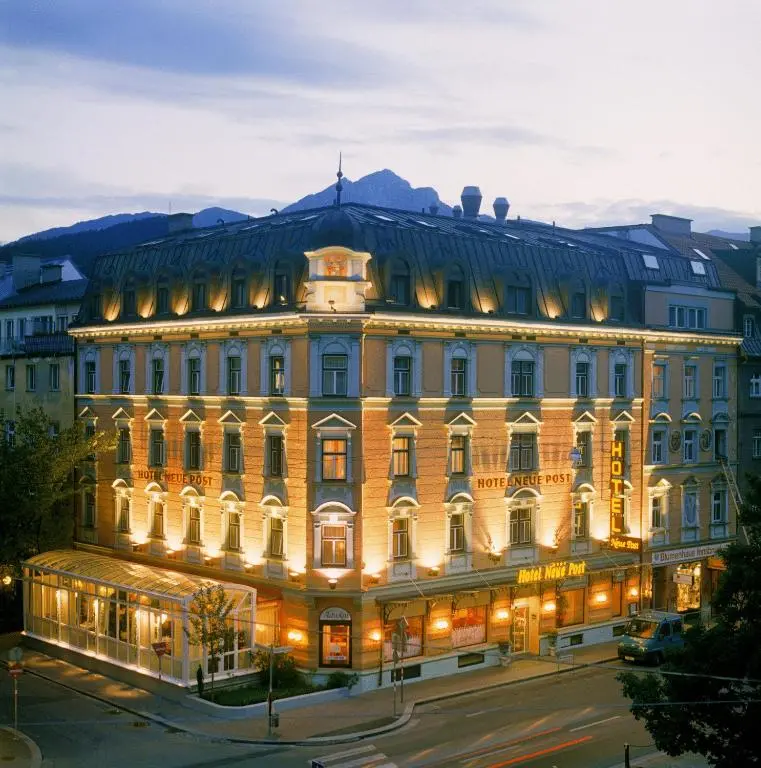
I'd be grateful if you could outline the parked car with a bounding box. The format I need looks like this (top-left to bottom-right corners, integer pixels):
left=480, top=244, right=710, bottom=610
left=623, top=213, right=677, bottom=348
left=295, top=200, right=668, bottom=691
left=617, top=610, right=685, bottom=665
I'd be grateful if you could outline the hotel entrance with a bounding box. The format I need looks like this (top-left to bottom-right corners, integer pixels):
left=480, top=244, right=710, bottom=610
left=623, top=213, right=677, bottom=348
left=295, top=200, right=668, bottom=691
left=511, top=605, right=529, bottom=653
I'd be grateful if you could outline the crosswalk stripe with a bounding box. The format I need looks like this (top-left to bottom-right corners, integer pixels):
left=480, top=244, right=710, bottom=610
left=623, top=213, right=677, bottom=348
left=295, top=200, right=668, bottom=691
left=309, top=745, right=377, bottom=763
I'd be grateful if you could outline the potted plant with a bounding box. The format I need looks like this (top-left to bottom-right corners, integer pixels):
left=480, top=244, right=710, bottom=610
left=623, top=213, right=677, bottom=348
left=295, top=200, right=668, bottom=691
left=497, top=641, right=512, bottom=667
left=545, top=630, right=558, bottom=656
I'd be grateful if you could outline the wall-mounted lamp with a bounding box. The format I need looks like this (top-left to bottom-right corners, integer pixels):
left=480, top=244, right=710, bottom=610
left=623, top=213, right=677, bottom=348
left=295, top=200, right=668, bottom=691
left=328, top=578, right=338, bottom=590
left=428, top=566, right=440, bottom=577
left=494, top=608, right=510, bottom=622
left=542, top=601, right=557, bottom=613
left=628, top=587, right=639, bottom=598
left=433, top=618, right=450, bottom=631
left=594, top=592, right=608, bottom=604
left=287, top=629, right=303, bottom=643
left=369, top=629, right=382, bottom=643
left=289, top=571, right=301, bottom=582
left=487, top=547, right=502, bottom=564
left=1, top=575, right=12, bottom=587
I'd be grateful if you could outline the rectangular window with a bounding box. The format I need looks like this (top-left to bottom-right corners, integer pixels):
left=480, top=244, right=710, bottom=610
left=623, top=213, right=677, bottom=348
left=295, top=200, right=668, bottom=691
left=507, top=285, right=530, bottom=315
left=389, top=274, right=410, bottom=305
left=5, top=320, right=13, bottom=340
left=683, top=490, right=698, bottom=528
left=754, top=429, right=761, bottom=459
left=614, top=363, right=627, bottom=397
left=450, top=435, right=466, bottom=475
left=32, top=315, right=53, bottom=334
left=89, top=294, right=101, bottom=319
left=188, top=507, right=201, bottom=545
left=225, top=433, right=241, bottom=473
left=571, top=292, right=586, bottom=318
left=559, top=589, right=585, bottom=627
left=6, top=421, right=15, bottom=448
left=117, top=497, right=130, bottom=532
left=83, top=492, right=96, bottom=528
left=393, top=356, right=411, bottom=396
left=227, top=355, right=241, bottom=396
left=188, top=357, right=201, bottom=396
left=683, top=364, right=697, bottom=399
left=509, top=507, right=532, bottom=545
left=123, top=288, right=136, bottom=316
left=157, top=285, right=169, bottom=315
left=321, top=524, right=346, bottom=567
left=745, top=316, right=755, bottom=338
left=392, top=436, right=411, bottom=477
left=651, top=429, right=665, bottom=464
left=5, top=365, right=15, bottom=391
left=447, top=279, right=464, bottom=309
left=274, top=272, right=290, bottom=304
left=322, top=438, right=347, bottom=480
left=268, top=516, right=284, bottom=558
left=669, top=305, right=706, bottom=329
left=84, top=425, right=95, bottom=459
left=751, top=375, right=761, bottom=398
left=268, top=435, right=284, bottom=477
left=711, top=490, right=726, bottom=523
left=228, top=512, right=241, bottom=550
left=192, top=282, right=206, bottom=311
left=573, top=502, right=588, bottom=538
left=231, top=277, right=246, bottom=308
left=712, top=363, right=727, bottom=398
left=17, top=319, right=25, bottom=339
left=56, top=315, right=68, bottom=332
left=117, top=427, right=131, bottom=464
left=609, top=295, right=625, bottom=322
left=449, top=513, right=465, bottom=552
left=652, top=363, right=667, bottom=399
left=26, top=364, right=36, bottom=392
left=85, top=360, right=96, bottom=395
left=576, top=430, right=591, bottom=468
left=151, top=501, right=165, bottom=538
left=714, top=428, right=727, bottom=461
left=511, top=360, right=535, bottom=397
left=270, top=355, right=285, bottom=396
left=510, top=432, right=536, bottom=471
left=187, top=431, right=202, bottom=470
left=651, top=496, right=664, bottom=529
left=150, top=429, right=165, bottom=467
left=152, top=358, right=164, bottom=395
left=452, top=606, right=487, bottom=648
left=683, top=429, right=696, bottom=463
left=575, top=362, right=590, bottom=397
left=322, top=355, right=348, bottom=396
left=392, top=518, right=409, bottom=560
left=119, top=359, right=131, bottom=394
left=450, top=357, right=467, bottom=396
left=48, top=363, right=60, bottom=391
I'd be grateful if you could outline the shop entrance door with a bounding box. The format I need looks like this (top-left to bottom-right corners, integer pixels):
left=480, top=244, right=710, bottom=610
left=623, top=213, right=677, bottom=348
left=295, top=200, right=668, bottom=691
left=512, top=606, right=529, bottom=654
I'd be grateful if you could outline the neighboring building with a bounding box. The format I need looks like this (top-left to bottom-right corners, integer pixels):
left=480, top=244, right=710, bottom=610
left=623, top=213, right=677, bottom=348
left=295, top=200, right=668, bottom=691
left=710, top=227, right=761, bottom=499
left=0, top=255, right=87, bottom=431
left=24, top=198, right=741, bottom=689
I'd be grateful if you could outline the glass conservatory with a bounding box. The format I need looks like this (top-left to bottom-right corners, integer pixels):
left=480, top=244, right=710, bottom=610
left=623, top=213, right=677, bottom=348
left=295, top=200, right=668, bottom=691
left=23, top=550, right=257, bottom=686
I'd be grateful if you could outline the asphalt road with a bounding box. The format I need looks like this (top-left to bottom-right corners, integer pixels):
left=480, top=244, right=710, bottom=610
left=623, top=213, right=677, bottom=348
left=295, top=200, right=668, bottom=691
left=0, top=661, right=657, bottom=767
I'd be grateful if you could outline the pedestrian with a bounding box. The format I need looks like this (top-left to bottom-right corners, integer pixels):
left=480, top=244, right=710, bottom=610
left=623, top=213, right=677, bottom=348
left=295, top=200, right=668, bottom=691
left=196, top=664, right=204, bottom=699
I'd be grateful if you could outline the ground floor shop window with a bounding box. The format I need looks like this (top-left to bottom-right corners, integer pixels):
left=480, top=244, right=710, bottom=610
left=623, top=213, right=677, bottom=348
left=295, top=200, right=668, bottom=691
left=320, top=622, right=351, bottom=667
left=452, top=605, right=487, bottom=648
left=559, top=588, right=585, bottom=627
left=383, top=616, right=424, bottom=662
left=675, top=562, right=701, bottom=613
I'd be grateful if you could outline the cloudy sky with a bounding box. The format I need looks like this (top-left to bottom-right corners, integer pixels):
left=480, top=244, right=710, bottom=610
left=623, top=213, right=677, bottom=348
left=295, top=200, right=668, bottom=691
left=1, top=0, right=760, bottom=242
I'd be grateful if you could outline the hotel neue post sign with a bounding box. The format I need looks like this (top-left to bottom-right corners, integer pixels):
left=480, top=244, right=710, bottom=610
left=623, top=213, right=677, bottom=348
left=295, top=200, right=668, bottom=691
left=608, top=439, right=642, bottom=554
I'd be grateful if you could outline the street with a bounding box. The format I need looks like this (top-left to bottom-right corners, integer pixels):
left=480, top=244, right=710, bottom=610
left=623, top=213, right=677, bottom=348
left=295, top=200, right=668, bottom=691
left=1, top=661, right=658, bottom=767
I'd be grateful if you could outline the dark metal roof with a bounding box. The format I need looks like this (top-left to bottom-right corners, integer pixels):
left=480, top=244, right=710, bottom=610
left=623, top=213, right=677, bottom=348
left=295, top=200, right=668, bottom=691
left=0, top=278, right=88, bottom=310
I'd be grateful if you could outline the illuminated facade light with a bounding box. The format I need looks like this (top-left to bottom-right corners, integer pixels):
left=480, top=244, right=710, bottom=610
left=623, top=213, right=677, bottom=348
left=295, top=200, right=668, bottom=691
left=369, top=629, right=382, bottom=642
left=494, top=608, right=510, bottom=622
left=542, top=601, right=557, bottom=613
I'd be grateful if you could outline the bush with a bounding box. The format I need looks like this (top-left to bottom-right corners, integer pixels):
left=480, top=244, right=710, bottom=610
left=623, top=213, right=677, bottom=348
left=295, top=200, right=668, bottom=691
left=326, top=671, right=359, bottom=690
left=251, top=650, right=303, bottom=689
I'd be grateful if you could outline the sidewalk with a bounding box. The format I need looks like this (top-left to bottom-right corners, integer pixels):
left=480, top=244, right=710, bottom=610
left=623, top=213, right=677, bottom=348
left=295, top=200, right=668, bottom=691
left=0, top=727, right=42, bottom=768
left=6, top=641, right=622, bottom=745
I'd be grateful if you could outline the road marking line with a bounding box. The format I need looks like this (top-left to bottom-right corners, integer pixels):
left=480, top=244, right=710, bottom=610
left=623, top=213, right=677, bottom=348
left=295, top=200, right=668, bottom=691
left=486, top=735, right=594, bottom=767
left=466, top=710, right=488, bottom=718
left=569, top=715, right=621, bottom=732
left=309, top=744, right=376, bottom=762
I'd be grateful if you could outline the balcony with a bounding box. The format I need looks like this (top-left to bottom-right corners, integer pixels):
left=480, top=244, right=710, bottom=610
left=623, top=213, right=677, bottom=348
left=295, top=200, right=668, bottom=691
left=0, top=333, right=74, bottom=357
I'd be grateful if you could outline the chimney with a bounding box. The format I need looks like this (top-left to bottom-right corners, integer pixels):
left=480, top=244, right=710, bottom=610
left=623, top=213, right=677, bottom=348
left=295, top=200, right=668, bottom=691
left=40, top=263, right=63, bottom=284
left=452, top=205, right=463, bottom=219
left=11, top=254, right=41, bottom=291
left=749, top=226, right=761, bottom=245
left=493, top=197, right=510, bottom=224
left=460, top=186, right=482, bottom=218
left=167, top=212, right=194, bottom=234
left=429, top=203, right=439, bottom=215
left=650, top=214, right=692, bottom=237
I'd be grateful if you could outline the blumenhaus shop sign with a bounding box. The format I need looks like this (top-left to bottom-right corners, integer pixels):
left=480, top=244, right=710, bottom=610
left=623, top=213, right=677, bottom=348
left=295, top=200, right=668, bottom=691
left=651, top=544, right=725, bottom=566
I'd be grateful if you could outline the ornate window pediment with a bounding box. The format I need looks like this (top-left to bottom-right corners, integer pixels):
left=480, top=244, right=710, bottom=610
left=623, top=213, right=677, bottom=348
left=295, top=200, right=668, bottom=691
left=219, top=410, right=244, bottom=425
left=259, top=411, right=288, bottom=428
left=312, top=413, right=357, bottom=431
left=179, top=409, right=204, bottom=424
left=389, top=412, right=423, bottom=429
left=144, top=408, right=166, bottom=423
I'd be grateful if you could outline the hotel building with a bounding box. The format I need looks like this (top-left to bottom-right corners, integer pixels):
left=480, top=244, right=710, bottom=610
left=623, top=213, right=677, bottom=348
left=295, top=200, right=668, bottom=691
left=24, top=193, right=742, bottom=688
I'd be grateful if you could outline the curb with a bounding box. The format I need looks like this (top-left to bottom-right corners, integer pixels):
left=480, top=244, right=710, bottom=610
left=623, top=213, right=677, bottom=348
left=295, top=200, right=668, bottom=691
left=5, top=654, right=618, bottom=747
left=0, top=726, right=43, bottom=768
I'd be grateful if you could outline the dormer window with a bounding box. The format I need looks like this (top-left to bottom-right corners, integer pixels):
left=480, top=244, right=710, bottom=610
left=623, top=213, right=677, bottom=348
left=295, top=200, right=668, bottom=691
left=389, top=259, right=411, bottom=305
left=156, top=277, right=170, bottom=315
left=571, top=291, right=586, bottom=319
left=274, top=262, right=290, bottom=304
left=609, top=292, right=625, bottom=322
left=122, top=279, right=136, bottom=317
left=192, top=272, right=207, bottom=311
left=89, top=292, right=102, bottom=320
left=447, top=265, right=465, bottom=310
left=506, top=285, right=530, bottom=315
left=231, top=269, right=247, bottom=309
left=744, top=315, right=755, bottom=338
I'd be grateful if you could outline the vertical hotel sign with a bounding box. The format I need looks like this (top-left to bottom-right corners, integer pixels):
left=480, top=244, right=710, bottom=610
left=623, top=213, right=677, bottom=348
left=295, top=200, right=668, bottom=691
left=609, top=438, right=642, bottom=553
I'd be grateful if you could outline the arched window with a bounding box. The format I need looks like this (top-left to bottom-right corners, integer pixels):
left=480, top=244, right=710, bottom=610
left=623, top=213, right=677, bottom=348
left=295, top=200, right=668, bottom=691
left=446, top=264, right=465, bottom=310
left=231, top=268, right=248, bottom=309
left=274, top=261, right=291, bottom=305
left=389, top=258, right=411, bottom=305
left=191, top=271, right=207, bottom=312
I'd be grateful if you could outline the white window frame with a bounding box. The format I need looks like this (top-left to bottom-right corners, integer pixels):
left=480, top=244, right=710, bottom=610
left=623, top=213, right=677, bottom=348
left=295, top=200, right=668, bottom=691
left=80, top=346, right=100, bottom=395
left=650, top=427, right=666, bottom=465
left=683, top=360, right=698, bottom=400
left=753, top=428, right=761, bottom=459
left=181, top=489, right=204, bottom=548
left=444, top=341, right=476, bottom=398
left=681, top=481, right=700, bottom=541
left=311, top=502, right=355, bottom=570
left=750, top=374, right=761, bottom=399
left=648, top=479, right=671, bottom=544
left=444, top=495, right=473, bottom=574
left=223, top=498, right=245, bottom=552
left=570, top=485, right=595, bottom=541
left=712, top=360, right=727, bottom=399
left=112, top=344, right=135, bottom=395
left=570, top=347, right=597, bottom=398
left=386, top=339, right=422, bottom=397
left=223, top=427, right=243, bottom=474
left=609, top=348, right=634, bottom=399
left=113, top=482, right=132, bottom=535
left=181, top=341, right=206, bottom=396
left=447, top=414, right=476, bottom=477
left=744, top=315, right=755, bottom=338
left=313, top=414, right=356, bottom=483
left=309, top=336, right=360, bottom=397
left=259, top=413, right=288, bottom=479
left=113, top=410, right=133, bottom=465
left=683, top=428, right=697, bottom=464
left=261, top=338, right=291, bottom=396
left=146, top=484, right=167, bottom=539
left=220, top=340, right=248, bottom=396
left=652, top=359, right=668, bottom=400
left=506, top=344, right=544, bottom=398
left=261, top=498, right=288, bottom=563
left=505, top=490, right=540, bottom=553
left=146, top=342, right=170, bottom=395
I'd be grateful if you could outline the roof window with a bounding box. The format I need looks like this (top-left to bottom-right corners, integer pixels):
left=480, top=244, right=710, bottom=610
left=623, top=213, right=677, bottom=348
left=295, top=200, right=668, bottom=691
left=642, top=254, right=660, bottom=270
left=690, top=261, right=706, bottom=276
left=374, top=214, right=395, bottom=222
left=692, top=248, right=709, bottom=260
left=729, top=243, right=739, bottom=250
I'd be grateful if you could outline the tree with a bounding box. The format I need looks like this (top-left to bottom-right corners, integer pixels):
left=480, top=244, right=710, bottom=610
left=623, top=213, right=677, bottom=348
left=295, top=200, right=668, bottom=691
left=185, top=585, right=232, bottom=696
left=0, top=407, right=115, bottom=572
left=618, top=475, right=761, bottom=767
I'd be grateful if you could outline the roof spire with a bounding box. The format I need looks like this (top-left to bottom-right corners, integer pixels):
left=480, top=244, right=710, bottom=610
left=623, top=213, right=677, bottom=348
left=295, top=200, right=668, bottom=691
left=334, top=152, right=343, bottom=207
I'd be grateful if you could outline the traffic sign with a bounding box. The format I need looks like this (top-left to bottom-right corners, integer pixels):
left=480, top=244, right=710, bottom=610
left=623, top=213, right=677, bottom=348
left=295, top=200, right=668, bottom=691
left=7, top=647, right=22, bottom=663
left=8, top=666, right=23, bottom=679
left=152, top=642, right=168, bottom=658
